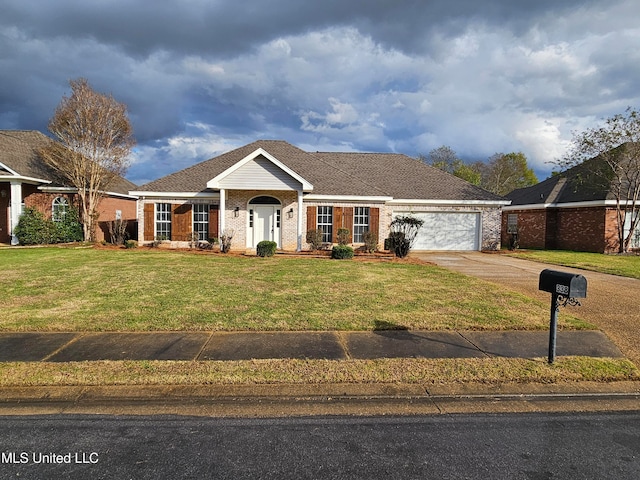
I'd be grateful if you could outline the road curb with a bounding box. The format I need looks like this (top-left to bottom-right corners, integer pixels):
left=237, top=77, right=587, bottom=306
left=0, top=381, right=640, bottom=417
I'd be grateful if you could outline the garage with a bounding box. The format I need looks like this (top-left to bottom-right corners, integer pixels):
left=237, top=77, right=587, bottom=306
left=395, top=211, right=481, bottom=251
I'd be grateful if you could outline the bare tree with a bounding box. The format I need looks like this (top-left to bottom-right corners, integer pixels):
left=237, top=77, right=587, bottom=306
left=40, top=78, right=135, bottom=241
left=557, top=108, right=640, bottom=253
left=480, top=152, right=538, bottom=196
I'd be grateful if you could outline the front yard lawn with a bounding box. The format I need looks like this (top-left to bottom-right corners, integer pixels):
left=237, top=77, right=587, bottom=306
left=508, top=250, right=640, bottom=280
left=0, top=246, right=591, bottom=332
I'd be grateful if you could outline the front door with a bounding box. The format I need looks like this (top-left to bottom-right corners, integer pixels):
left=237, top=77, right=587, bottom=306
left=252, top=205, right=281, bottom=248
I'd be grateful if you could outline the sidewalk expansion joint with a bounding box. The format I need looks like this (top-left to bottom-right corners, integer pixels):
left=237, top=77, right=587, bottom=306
left=41, top=333, right=86, bottom=362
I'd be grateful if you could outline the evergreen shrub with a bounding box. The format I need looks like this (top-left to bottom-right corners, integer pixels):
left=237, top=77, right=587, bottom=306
left=331, top=244, right=354, bottom=259
left=257, top=240, right=277, bottom=257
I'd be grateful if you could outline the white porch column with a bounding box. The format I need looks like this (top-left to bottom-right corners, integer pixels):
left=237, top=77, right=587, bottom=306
left=219, top=188, right=226, bottom=235
left=297, top=189, right=303, bottom=251
left=9, top=181, right=23, bottom=245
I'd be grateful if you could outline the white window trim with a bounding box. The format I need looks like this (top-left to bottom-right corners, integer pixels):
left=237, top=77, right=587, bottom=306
left=52, top=196, right=69, bottom=223
left=353, top=206, right=370, bottom=243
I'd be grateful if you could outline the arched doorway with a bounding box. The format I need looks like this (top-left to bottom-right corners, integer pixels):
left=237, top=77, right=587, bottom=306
left=248, top=196, right=281, bottom=248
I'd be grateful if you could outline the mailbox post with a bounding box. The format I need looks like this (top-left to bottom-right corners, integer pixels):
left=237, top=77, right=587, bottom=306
left=538, top=269, right=587, bottom=364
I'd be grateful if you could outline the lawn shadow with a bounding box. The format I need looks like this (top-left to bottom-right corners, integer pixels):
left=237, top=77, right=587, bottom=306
left=373, top=320, right=409, bottom=331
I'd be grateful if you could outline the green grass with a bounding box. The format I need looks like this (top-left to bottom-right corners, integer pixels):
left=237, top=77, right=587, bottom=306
left=508, top=250, right=640, bottom=279
left=0, top=246, right=591, bottom=332
left=0, top=357, right=637, bottom=387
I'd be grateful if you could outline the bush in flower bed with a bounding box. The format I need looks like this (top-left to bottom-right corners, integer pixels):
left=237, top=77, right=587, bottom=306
left=257, top=240, right=278, bottom=257
left=331, top=244, right=354, bottom=259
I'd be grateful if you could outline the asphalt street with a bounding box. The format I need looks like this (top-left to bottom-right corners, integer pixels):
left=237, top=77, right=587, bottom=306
left=0, top=412, right=638, bottom=480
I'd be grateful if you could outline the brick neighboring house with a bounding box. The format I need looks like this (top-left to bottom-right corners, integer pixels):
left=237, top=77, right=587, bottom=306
left=0, top=130, right=138, bottom=244
left=503, top=158, right=640, bottom=253
left=132, top=140, right=508, bottom=252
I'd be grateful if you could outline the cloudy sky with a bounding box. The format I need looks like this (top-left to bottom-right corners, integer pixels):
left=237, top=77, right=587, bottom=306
left=2, top=0, right=639, bottom=185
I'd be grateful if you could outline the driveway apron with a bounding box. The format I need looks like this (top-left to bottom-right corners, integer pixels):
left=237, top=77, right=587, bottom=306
left=417, top=252, right=640, bottom=366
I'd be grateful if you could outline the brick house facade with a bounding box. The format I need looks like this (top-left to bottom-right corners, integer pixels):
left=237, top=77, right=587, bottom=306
left=133, top=140, right=508, bottom=252
left=0, top=130, right=137, bottom=244
left=504, top=161, right=639, bottom=253
left=502, top=206, right=625, bottom=253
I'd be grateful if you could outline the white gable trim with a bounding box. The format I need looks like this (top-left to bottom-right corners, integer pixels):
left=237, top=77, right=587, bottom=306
left=206, top=148, right=313, bottom=191
left=0, top=161, right=19, bottom=176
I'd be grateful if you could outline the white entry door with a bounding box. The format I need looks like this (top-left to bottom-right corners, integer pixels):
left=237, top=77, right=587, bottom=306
left=252, top=206, right=280, bottom=247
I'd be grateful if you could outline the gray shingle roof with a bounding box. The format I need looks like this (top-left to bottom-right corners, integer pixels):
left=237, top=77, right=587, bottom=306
left=506, top=154, right=626, bottom=206
left=0, top=130, right=137, bottom=195
left=314, top=152, right=504, bottom=201
left=138, top=140, right=505, bottom=202
left=0, top=130, right=59, bottom=181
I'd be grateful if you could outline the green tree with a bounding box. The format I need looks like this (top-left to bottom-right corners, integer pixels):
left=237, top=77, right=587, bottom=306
left=557, top=107, right=640, bottom=253
left=39, top=78, right=135, bottom=241
left=480, top=152, right=538, bottom=196
left=421, top=146, right=481, bottom=185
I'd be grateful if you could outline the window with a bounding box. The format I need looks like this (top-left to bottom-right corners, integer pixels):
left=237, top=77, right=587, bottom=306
left=52, top=197, right=69, bottom=223
left=317, top=206, right=333, bottom=243
left=155, top=203, right=171, bottom=240
left=193, top=204, right=209, bottom=241
left=353, top=207, right=370, bottom=243
left=624, top=211, right=640, bottom=249
left=507, top=214, right=518, bottom=234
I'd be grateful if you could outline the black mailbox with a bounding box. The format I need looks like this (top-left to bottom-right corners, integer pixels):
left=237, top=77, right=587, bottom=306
left=538, top=269, right=587, bottom=298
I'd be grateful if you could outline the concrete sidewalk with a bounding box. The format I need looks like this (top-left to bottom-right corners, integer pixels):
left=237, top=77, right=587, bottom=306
left=0, top=330, right=624, bottom=362
left=418, top=252, right=640, bottom=367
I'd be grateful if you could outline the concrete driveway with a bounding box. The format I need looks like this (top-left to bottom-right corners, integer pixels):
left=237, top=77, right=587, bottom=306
left=417, top=252, right=640, bottom=366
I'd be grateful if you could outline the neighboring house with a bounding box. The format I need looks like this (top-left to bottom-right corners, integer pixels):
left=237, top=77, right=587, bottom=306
left=131, top=140, right=508, bottom=252
left=503, top=158, right=640, bottom=253
left=0, top=130, right=138, bottom=244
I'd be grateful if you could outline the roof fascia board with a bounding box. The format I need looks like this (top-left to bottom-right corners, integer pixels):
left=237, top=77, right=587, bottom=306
left=130, top=191, right=220, bottom=199
left=303, top=194, right=393, bottom=203
left=38, top=186, right=76, bottom=193
left=40, top=185, right=139, bottom=199
left=103, top=191, right=139, bottom=200
left=503, top=199, right=631, bottom=211
left=0, top=175, right=52, bottom=185
left=206, top=148, right=313, bottom=191
left=387, top=199, right=511, bottom=206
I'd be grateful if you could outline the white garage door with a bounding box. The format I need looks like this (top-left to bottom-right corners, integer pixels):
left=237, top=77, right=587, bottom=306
left=395, top=212, right=480, bottom=251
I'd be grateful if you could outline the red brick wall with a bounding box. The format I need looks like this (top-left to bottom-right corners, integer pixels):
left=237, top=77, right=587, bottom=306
left=604, top=208, right=624, bottom=253
left=94, top=196, right=138, bottom=242
left=502, top=206, right=621, bottom=253
left=501, top=210, right=547, bottom=249
left=22, top=188, right=137, bottom=242
left=94, top=196, right=137, bottom=222
left=555, top=207, right=606, bottom=253
left=23, top=188, right=78, bottom=217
